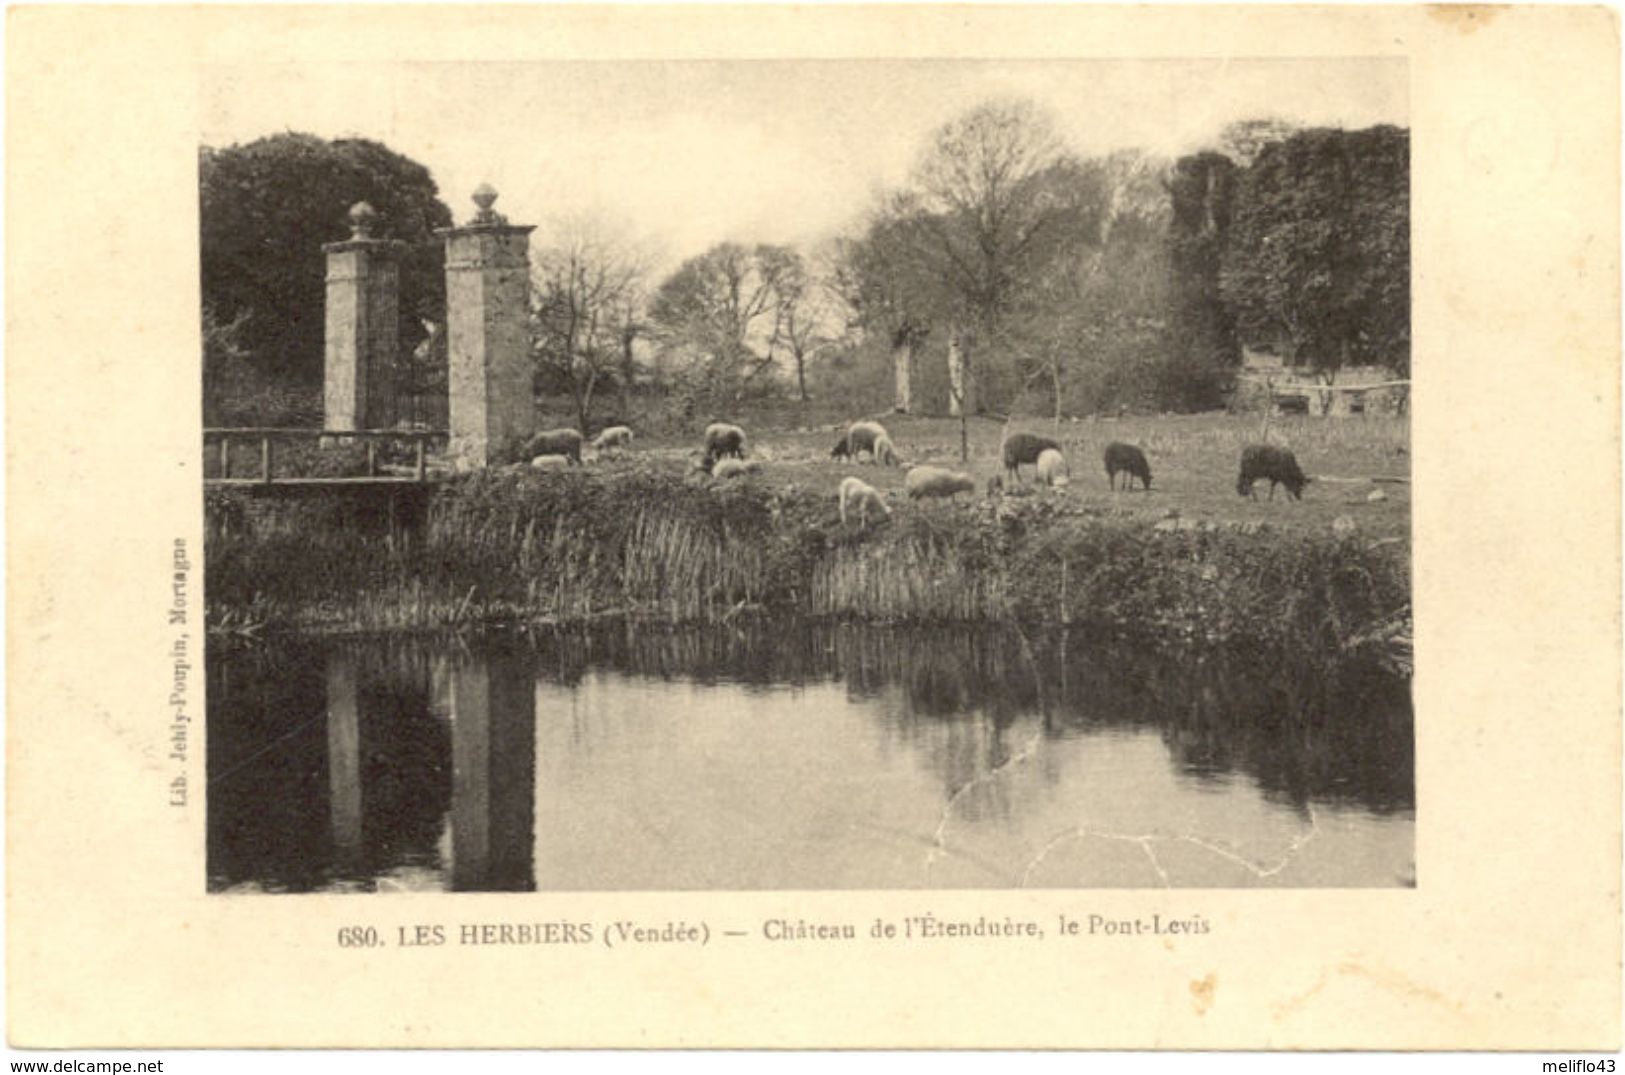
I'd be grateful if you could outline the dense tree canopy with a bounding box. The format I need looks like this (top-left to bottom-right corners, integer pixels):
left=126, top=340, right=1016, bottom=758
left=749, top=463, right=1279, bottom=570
left=1220, top=126, right=1410, bottom=379
left=199, top=133, right=454, bottom=386
left=832, top=197, right=939, bottom=356
left=1165, top=151, right=1241, bottom=410
left=999, top=150, right=1170, bottom=417
left=1216, top=117, right=1299, bottom=168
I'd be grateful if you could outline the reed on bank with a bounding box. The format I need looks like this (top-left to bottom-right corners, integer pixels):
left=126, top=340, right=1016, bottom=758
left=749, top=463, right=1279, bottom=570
left=205, top=463, right=1409, bottom=658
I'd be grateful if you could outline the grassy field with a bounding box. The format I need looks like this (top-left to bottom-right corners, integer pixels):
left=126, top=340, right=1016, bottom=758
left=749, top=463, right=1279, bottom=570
left=205, top=410, right=1411, bottom=655
left=622, top=412, right=1411, bottom=543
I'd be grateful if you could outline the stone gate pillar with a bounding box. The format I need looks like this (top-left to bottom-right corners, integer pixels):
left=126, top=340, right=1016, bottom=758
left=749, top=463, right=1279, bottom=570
left=440, top=185, right=536, bottom=469
left=323, top=202, right=404, bottom=431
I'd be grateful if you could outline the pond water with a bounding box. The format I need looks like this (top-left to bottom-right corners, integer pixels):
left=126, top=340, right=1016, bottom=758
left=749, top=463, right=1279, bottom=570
left=207, top=622, right=1414, bottom=892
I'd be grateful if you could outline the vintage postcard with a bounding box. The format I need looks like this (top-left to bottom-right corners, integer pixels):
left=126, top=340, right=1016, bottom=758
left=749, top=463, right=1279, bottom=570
left=6, top=4, right=1619, bottom=1051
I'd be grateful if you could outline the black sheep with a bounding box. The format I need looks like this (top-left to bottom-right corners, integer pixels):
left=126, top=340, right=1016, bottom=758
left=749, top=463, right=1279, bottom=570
left=1001, top=431, right=1062, bottom=481
left=1103, top=442, right=1152, bottom=491
left=703, top=422, right=747, bottom=467
left=1237, top=444, right=1311, bottom=500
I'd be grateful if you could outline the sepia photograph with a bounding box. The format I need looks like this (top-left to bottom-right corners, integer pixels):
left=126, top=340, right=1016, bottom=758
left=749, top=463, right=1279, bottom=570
left=7, top=4, right=1617, bottom=1054
left=200, top=57, right=1413, bottom=894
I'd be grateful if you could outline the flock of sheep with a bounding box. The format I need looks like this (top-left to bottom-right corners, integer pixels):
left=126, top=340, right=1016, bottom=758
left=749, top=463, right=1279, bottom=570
left=519, top=418, right=1313, bottom=531
left=826, top=422, right=1313, bottom=530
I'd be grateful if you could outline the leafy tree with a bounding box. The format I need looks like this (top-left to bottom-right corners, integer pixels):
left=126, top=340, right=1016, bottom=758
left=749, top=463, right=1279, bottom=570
left=831, top=194, right=945, bottom=414
left=1006, top=150, right=1168, bottom=419
left=201, top=303, right=325, bottom=427
left=199, top=133, right=454, bottom=392
left=1220, top=126, right=1410, bottom=396
left=1164, top=150, right=1241, bottom=410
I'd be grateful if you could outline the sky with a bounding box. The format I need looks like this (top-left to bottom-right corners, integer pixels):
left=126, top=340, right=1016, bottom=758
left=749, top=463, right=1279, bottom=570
left=201, top=58, right=1406, bottom=269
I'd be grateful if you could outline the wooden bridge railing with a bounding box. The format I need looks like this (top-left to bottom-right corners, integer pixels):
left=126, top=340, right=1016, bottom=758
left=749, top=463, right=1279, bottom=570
left=204, top=428, right=449, bottom=486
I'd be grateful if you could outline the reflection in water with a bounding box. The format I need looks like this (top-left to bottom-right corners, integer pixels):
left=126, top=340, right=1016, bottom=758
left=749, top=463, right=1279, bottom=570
left=440, top=648, right=536, bottom=891
left=208, top=622, right=1414, bottom=892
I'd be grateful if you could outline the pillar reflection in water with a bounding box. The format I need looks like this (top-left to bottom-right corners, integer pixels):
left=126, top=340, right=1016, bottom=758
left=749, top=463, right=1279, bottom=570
left=443, top=651, right=537, bottom=891
left=325, top=654, right=363, bottom=869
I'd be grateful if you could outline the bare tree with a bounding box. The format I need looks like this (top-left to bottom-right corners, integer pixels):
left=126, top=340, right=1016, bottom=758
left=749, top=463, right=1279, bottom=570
left=648, top=242, right=797, bottom=401
left=909, top=98, right=1080, bottom=457
left=530, top=214, right=653, bottom=432
left=766, top=248, right=848, bottom=405
left=609, top=286, right=647, bottom=421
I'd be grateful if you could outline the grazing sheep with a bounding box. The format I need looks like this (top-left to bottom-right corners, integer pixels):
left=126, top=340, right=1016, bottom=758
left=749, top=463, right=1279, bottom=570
left=522, top=427, right=583, bottom=466
left=710, top=458, right=759, bottom=480
left=844, top=420, right=889, bottom=457
left=871, top=433, right=900, bottom=467
left=1237, top=444, right=1311, bottom=500
left=829, top=435, right=853, bottom=460
left=905, top=466, right=978, bottom=502
left=1103, top=442, right=1152, bottom=491
left=1036, top=448, right=1071, bottom=487
left=703, top=422, right=747, bottom=464
left=1001, top=431, right=1062, bottom=481
left=592, top=425, right=633, bottom=451
left=838, top=476, right=891, bottom=529
left=529, top=455, right=570, bottom=471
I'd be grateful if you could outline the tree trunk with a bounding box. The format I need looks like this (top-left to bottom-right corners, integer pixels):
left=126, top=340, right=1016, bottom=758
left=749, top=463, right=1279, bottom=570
left=619, top=331, right=635, bottom=419
left=947, top=329, right=974, bottom=418
left=948, top=329, right=972, bottom=461
left=1317, top=365, right=1339, bottom=416
left=1052, top=353, right=1064, bottom=427
left=796, top=351, right=808, bottom=404
left=892, top=335, right=915, bottom=414
left=574, top=364, right=598, bottom=433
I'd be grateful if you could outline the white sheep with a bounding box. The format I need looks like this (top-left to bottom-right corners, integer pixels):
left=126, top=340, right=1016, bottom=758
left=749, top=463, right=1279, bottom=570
left=522, top=427, right=584, bottom=465
left=529, top=455, right=570, bottom=471
left=839, top=476, right=891, bottom=529
left=905, top=465, right=977, bottom=502
left=871, top=433, right=900, bottom=467
left=711, top=458, right=759, bottom=481
left=1036, top=448, right=1070, bottom=487
left=592, top=425, right=634, bottom=451
left=843, top=420, right=888, bottom=457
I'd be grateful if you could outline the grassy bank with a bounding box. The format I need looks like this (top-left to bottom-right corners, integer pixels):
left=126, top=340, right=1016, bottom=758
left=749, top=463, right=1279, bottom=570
left=634, top=411, right=1412, bottom=541
left=206, top=449, right=1410, bottom=663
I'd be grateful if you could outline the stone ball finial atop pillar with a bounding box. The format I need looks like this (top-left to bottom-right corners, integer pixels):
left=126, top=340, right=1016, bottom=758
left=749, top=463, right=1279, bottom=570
left=324, top=201, right=405, bottom=433
left=347, top=201, right=378, bottom=239
left=470, top=183, right=508, bottom=226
